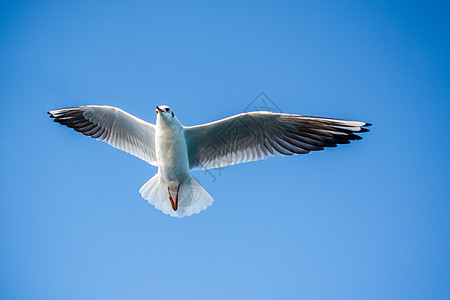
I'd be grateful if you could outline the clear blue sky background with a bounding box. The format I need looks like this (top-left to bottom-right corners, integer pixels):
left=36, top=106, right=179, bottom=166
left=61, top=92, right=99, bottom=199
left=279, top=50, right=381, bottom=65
left=1, top=1, right=449, bottom=299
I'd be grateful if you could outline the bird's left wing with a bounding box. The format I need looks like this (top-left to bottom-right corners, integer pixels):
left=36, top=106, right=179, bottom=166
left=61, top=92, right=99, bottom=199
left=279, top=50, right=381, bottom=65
left=184, top=111, right=370, bottom=169
left=49, top=105, right=157, bottom=165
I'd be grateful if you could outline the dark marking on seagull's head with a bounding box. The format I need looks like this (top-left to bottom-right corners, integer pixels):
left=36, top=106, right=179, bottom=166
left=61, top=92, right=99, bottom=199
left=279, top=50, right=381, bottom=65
left=156, top=105, right=176, bottom=124
left=156, top=105, right=172, bottom=114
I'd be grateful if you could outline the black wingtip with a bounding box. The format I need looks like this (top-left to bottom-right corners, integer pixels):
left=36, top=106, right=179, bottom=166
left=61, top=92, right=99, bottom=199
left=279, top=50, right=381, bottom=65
left=364, top=122, right=372, bottom=127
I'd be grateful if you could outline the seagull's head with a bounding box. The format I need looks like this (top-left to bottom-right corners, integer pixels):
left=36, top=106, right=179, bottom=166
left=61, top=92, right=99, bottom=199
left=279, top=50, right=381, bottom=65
left=156, top=105, right=178, bottom=125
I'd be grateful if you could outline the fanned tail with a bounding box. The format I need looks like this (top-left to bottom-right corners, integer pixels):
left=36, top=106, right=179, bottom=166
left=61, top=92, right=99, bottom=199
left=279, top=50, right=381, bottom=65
left=139, top=174, right=214, bottom=218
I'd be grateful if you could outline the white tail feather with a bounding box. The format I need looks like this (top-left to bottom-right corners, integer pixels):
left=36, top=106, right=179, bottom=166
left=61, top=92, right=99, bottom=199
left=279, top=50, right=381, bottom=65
left=139, top=174, right=214, bottom=218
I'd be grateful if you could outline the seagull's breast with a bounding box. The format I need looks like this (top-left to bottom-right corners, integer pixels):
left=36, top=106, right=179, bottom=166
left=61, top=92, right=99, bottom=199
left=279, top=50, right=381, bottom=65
left=155, top=122, right=190, bottom=186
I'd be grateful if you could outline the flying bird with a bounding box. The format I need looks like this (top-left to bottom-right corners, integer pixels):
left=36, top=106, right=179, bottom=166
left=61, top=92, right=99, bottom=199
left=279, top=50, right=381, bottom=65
left=48, top=105, right=370, bottom=217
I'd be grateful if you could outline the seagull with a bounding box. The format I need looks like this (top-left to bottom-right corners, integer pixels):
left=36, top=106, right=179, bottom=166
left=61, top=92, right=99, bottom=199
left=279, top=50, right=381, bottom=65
left=48, top=105, right=370, bottom=217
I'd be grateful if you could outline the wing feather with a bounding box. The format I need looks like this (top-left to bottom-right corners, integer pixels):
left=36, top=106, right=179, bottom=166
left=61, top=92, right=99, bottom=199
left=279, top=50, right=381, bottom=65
left=184, top=111, right=370, bottom=169
left=49, top=105, right=157, bottom=165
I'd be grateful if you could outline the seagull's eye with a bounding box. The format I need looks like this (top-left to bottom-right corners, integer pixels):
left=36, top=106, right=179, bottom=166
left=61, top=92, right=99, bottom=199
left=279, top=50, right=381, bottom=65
left=165, top=108, right=169, bottom=112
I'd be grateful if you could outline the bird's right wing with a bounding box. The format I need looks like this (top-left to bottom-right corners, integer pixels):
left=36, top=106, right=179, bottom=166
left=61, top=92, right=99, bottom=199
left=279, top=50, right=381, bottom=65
left=184, top=111, right=370, bottom=170
left=49, top=105, right=157, bottom=165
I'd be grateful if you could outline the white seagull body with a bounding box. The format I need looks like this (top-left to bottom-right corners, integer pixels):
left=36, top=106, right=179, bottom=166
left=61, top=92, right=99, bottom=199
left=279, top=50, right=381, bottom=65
left=49, top=105, right=370, bottom=217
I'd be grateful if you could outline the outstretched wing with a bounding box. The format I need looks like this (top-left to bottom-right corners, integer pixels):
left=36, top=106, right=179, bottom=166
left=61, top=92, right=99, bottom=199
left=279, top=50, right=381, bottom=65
left=184, top=111, right=370, bottom=169
left=49, top=105, right=157, bottom=165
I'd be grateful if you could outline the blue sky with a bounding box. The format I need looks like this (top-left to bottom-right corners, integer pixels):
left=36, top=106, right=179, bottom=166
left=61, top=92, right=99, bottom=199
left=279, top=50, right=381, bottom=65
left=1, top=0, right=449, bottom=299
